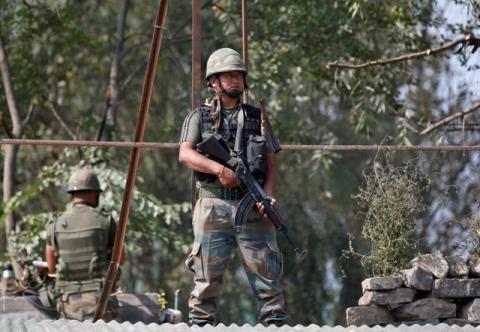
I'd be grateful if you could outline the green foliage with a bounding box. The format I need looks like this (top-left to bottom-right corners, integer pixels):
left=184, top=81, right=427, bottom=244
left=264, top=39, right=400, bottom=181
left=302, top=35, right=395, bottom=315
left=1, top=148, right=190, bottom=268
left=349, top=159, right=428, bottom=276
left=7, top=212, right=55, bottom=264
left=244, top=0, right=439, bottom=146
left=1, top=0, right=478, bottom=325
left=0, top=2, right=103, bottom=122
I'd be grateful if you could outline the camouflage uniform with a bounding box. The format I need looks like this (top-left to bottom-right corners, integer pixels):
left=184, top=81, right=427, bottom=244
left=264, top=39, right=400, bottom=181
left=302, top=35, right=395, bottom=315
left=46, top=170, right=117, bottom=321
left=180, top=98, right=287, bottom=325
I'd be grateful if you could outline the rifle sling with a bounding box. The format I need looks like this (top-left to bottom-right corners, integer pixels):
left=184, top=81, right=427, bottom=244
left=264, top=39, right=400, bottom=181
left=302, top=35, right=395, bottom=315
left=234, top=106, right=245, bottom=153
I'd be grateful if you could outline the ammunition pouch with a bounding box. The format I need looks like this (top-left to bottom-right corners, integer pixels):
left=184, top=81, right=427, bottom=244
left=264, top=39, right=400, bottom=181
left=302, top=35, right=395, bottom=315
left=55, top=278, right=104, bottom=296
left=246, top=135, right=267, bottom=177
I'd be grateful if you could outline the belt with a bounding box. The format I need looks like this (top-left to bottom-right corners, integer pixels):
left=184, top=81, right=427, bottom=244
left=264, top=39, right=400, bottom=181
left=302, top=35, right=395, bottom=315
left=198, top=186, right=246, bottom=200
left=55, top=278, right=104, bottom=294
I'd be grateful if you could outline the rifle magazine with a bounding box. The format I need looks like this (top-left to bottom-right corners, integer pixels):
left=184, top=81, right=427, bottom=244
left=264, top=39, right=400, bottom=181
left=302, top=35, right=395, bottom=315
left=234, top=193, right=255, bottom=228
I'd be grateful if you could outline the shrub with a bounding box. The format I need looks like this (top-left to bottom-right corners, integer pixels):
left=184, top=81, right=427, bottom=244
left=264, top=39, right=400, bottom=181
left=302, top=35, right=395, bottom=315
left=349, top=159, right=428, bottom=276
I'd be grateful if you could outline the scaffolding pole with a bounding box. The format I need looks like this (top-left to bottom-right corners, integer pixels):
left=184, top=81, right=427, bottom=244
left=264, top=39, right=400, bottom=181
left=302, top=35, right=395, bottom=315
left=3, top=138, right=480, bottom=152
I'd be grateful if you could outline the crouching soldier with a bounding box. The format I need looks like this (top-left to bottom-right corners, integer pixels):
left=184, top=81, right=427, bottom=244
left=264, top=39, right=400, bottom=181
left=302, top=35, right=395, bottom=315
left=45, top=169, right=124, bottom=321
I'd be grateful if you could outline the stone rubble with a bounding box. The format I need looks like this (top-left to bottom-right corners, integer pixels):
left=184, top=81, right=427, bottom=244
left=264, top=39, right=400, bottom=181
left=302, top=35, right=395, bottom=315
left=361, top=276, right=404, bottom=292
left=346, top=252, right=480, bottom=327
left=460, top=299, right=480, bottom=321
left=410, top=251, right=449, bottom=279
left=345, top=305, right=394, bottom=326
left=401, top=265, right=433, bottom=291
left=358, top=288, right=416, bottom=306
left=432, top=278, right=480, bottom=298
left=445, top=255, right=469, bottom=278
left=468, top=255, right=480, bottom=277
left=393, top=298, right=456, bottom=320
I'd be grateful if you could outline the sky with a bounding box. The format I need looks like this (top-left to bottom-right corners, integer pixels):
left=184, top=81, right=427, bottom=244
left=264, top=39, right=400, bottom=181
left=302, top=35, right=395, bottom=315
left=436, top=0, right=480, bottom=111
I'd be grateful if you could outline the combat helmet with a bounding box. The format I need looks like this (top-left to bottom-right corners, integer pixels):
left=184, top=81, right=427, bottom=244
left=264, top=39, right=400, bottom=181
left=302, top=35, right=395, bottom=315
left=205, top=48, right=247, bottom=80
left=67, top=169, right=102, bottom=193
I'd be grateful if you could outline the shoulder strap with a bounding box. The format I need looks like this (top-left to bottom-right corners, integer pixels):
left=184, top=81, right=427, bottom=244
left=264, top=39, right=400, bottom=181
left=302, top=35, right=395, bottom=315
left=52, top=215, right=60, bottom=252
left=234, top=105, right=245, bottom=153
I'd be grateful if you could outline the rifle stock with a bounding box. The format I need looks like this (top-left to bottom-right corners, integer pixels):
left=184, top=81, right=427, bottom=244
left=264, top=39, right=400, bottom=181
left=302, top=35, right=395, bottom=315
left=196, top=134, right=238, bottom=169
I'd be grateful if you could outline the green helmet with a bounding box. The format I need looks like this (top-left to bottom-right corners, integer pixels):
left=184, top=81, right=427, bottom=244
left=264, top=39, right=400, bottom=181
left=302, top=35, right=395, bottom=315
left=67, top=169, right=102, bottom=193
left=205, top=48, right=247, bottom=80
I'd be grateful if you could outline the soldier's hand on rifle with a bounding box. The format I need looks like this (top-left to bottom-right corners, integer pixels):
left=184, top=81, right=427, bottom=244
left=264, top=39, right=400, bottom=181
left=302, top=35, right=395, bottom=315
left=217, top=166, right=241, bottom=188
left=256, top=196, right=276, bottom=218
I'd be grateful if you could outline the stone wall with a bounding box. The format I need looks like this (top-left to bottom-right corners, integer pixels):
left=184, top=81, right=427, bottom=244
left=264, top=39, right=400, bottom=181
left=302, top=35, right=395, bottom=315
left=346, top=251, right=480, bottom=326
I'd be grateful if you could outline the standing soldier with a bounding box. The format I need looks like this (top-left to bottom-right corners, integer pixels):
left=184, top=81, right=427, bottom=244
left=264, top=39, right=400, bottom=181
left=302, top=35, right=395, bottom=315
left=45, top=168, right=124, bottom=321
left=179, top=48, right=287, bottom=326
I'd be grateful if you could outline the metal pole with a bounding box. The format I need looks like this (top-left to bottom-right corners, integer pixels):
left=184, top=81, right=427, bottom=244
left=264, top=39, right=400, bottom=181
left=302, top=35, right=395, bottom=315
left=93, top=0, right=169, bottom=321
left=191, top=0, right=202, bottom=209
left=241, top=0, right=249, bottom=103
left=0, top=138, right=177, bottom=149
left=5, top=138, right=480, bottom=152
left=192, top=0, right=202, bottom=110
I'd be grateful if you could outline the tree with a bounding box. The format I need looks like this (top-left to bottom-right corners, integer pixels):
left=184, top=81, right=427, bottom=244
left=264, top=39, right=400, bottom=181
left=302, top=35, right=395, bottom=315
left=1, top=0, right=479, bottom=326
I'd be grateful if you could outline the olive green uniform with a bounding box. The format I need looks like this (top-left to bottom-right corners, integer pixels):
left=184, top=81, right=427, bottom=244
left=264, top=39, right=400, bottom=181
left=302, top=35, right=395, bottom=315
left=180, top=103, right=287, bottom=325
left=46, top=204, right=116, bottom=321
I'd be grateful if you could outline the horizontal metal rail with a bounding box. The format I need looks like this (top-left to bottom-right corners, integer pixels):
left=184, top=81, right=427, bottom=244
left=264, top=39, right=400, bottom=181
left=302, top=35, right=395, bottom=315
left=0, top=138, right=177, bottom=149
left=2, top=138, right=480, bottom=152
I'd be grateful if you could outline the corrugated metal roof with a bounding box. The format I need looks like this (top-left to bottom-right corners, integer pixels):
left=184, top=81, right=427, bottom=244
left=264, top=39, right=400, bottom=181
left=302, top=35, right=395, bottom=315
left=0, top=319, right=478, bottom=332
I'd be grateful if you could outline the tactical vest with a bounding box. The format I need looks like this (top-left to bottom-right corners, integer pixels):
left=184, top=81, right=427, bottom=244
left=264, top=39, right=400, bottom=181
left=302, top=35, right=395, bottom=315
left=195, top=103, right=263, bottom=183
left=52, top=206, right=110, bottom=284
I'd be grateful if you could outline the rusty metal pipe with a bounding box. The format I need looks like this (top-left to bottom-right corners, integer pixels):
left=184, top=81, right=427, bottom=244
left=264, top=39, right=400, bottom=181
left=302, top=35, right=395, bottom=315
left=93, top=0, right=169, bottom=321
left=5, top=138, right=480, bottom=152
left=0, top=138, right=176, bottom=149
left=191, top=0, right=202, bottom=210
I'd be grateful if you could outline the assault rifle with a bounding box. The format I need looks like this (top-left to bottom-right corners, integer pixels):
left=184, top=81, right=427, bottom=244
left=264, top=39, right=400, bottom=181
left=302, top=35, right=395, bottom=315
left=197, top=134, right=307, bottom=259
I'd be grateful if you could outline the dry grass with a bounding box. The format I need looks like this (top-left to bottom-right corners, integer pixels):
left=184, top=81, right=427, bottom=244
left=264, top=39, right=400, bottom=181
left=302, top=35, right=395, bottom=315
left=348, top=159, right=428, bottom=276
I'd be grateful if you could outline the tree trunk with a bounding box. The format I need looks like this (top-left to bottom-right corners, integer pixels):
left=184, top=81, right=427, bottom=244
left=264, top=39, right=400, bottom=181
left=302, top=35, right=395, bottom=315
left=0, top=29, right=23, bottom=278
left=97, top=0, right=129, bottom=141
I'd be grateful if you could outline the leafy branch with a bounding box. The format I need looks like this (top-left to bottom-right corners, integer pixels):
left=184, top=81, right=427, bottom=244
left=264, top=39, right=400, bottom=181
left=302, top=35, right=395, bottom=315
left=1, top=148, right=191, bottom=265
left=326, top=34, right=480, bottom=70
left=421, top=101, right=480, bottom=135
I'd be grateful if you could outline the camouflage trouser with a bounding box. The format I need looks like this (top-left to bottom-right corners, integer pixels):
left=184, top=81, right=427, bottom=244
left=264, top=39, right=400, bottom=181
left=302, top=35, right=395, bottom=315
left=57, top=290, right=117, bottom=321
left=186, top=197, right=287, bottom=325
left=57, top=290, right=98, bottom=320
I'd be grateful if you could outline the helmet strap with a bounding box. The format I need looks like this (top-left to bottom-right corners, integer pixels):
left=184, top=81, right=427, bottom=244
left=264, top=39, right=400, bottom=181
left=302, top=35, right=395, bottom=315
left=217, top=77, right=244, bottom=99
left=209, top=74, right=247, bottom=132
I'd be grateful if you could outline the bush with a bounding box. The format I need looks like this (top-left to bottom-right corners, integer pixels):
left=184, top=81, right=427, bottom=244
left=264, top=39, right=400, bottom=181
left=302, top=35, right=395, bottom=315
left=349, top=159, right=428, bottom=276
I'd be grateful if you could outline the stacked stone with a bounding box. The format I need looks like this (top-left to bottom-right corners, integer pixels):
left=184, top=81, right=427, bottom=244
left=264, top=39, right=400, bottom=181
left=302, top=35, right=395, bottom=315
left=346, top=251, right=480, bottom=326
